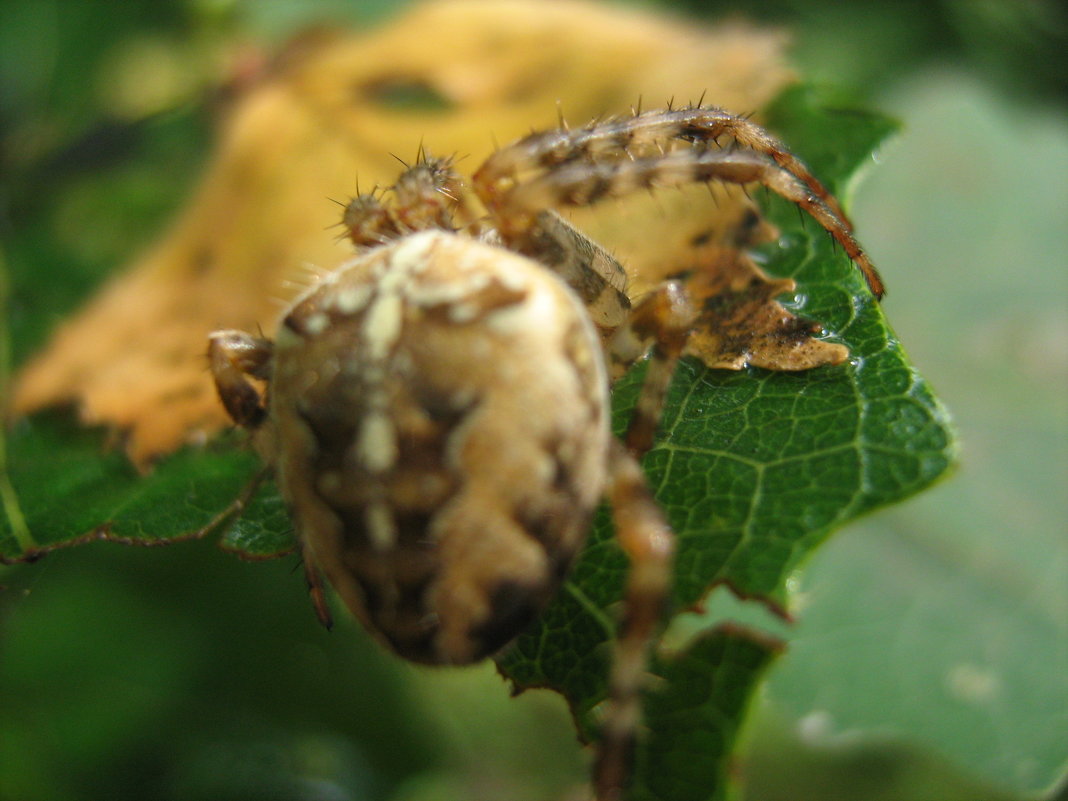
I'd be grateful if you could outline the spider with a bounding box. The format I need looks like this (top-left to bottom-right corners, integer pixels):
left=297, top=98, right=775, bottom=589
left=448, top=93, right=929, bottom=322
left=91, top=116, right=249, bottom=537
left=208, top=106, right=882, bottom=800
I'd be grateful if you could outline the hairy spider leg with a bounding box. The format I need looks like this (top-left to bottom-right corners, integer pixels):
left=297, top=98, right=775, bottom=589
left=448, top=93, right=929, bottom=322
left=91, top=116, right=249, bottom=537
left=519, top=210, right=633, bottom=339
left=477, top=145, right=884, bottom=299
left=475, top=106, right=854, bottom=234
left=595, top=439, right=677, bottom=801
left=390, top=154, right=471, bottom=232
left=341, top=154, right=475, bottom=251
left=606, top=280, right=699, bottom=456
left=207, top=330, right=273, bottom=427
left=340, top=191, right=401, bottom=250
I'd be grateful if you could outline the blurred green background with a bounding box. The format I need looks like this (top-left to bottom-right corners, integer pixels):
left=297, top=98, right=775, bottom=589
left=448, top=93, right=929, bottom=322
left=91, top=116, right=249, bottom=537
left=1, top=1, right=1065, bottom=800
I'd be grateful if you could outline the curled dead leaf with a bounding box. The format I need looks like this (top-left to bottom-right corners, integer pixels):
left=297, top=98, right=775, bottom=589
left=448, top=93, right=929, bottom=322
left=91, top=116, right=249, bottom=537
left=12, top=0, right=839, bottom=468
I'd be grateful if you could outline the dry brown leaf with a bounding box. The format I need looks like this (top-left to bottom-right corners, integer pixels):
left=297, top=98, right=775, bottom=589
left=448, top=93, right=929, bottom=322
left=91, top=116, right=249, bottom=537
left=683, top=251, right=849, bottom=371
left=13, top=0, right=811, bottom=466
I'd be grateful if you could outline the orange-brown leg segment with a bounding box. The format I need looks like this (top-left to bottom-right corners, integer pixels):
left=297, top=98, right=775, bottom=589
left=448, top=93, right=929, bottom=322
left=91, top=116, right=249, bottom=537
left=596, top=439, right=677, bottom=801
left=608, top=281, right=699, bottom=456
left=595, top=280, right=698, bottom=796
left=303, top=559, right=334, bottom=630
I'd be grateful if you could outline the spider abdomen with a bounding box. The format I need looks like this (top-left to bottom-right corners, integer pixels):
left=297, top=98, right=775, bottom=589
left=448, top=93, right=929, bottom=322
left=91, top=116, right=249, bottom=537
left=270, top=231, right=611, bottom=664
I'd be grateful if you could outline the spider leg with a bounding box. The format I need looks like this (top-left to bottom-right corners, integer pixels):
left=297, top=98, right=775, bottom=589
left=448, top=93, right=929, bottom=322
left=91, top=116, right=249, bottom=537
left=391, top=153, right=477, bottom=233
left=480, top=147, right=884, bottom=299
left=596, top=438, right=676, bottom=801
left=340, top=154, right=478, bottom=251
left=525, top=210, right=633, bottom=339
left=303, top=558, right=334, bottom=630
left=207, top=330, right=274, bottom=429
left=590, top=282, right=695, bottom=797
left=608, top=281, right=698, bottom=456
left=340, top=190, right=402, bottom=250
left=476, top=106, right=853, bottom=231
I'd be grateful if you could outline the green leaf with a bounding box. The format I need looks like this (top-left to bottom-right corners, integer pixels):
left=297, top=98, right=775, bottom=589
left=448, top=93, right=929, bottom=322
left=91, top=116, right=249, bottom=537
left=0, top=414, right=293, bottom=561
left=634, top=626, right=782, bottom=801
left=218, top=476, right=296, bottom=558
left=497, top=84, right=955, bottom=800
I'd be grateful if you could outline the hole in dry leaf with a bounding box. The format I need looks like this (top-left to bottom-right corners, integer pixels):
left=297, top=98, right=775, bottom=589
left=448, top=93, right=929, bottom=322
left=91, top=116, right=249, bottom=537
left=361, top=76, right=455, bottom=112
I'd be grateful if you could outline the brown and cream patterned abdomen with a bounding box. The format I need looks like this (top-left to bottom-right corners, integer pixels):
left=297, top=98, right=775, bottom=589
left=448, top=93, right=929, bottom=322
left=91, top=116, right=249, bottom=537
left=269, top=231, right=611, bottom=664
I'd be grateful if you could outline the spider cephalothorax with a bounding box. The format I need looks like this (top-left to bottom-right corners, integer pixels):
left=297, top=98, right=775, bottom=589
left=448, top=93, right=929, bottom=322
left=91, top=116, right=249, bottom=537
left=208, top=106, right=882, bottom=800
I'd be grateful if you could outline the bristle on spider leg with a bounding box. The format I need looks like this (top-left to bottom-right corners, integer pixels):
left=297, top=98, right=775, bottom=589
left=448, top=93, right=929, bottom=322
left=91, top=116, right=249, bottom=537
left=704, top=181, right=722, bottom=208
left=297, top=261, right=331, bottom=279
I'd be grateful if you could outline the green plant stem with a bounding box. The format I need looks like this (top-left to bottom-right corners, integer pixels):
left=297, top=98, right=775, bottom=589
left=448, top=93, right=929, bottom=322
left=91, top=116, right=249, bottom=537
left=0, top=247, right=35, bottom=552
